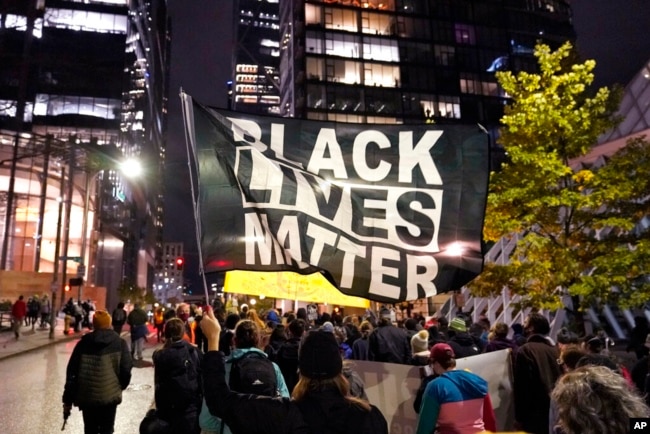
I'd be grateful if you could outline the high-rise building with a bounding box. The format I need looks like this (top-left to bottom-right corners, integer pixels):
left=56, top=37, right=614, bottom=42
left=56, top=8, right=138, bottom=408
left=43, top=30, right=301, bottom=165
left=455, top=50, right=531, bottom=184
left=0, top=0, right=168, bottom=310
left=122, top=0, right=169, bottom=303
left=276, top=0, right=575, bottom=166
left=154, top=241, right=184, bottom=304
left=232, top=0, right=282, bottom=116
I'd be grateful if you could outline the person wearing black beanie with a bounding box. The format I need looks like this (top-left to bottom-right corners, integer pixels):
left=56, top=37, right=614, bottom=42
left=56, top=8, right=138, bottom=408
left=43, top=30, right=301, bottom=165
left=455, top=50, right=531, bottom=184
left=200, top=307, right=388, bottom=434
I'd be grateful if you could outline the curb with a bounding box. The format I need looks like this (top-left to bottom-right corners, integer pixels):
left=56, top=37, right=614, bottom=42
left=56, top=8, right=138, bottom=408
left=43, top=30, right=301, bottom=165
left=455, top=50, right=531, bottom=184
left=0, top=328, right=157, bottom=362
left=0, top=330, right=80, bottom=362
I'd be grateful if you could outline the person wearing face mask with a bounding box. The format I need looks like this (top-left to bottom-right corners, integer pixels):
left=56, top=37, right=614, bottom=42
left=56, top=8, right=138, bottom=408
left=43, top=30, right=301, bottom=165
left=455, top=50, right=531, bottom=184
left=176, top=303, right=196, bottom=344
left=513, top=313, right=563, bottom=434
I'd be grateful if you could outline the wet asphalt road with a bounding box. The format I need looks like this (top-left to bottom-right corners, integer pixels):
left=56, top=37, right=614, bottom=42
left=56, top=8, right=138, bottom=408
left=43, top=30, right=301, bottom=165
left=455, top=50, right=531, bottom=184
left=0, top=336, right=160, bottom=434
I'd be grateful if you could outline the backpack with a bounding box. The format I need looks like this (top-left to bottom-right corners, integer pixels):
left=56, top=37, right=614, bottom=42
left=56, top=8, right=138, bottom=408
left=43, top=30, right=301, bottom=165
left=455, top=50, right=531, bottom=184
left=228, top=351, right=279, bottom=397
left=154, top=342, right=202, bottom=414
left=277, top=339, right=300, bottom=393
left=112, top=308, right=126, bottom=324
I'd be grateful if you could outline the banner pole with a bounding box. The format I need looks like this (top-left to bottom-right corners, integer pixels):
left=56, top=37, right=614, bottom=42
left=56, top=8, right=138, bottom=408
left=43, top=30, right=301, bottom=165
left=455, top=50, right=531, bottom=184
left=179, top=90, right=210, bottom=303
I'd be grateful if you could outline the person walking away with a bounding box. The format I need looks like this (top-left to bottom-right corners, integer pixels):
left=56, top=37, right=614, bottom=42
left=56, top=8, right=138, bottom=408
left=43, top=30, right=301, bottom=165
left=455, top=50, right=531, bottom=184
left=265, top=323, right=287, bottom=362
left=334, top=326, right=353, bottom=359
left=127, top=303, right=148, bottom=360
left=39, top=294, right=51, bottom=328
left=24, top=296, right=33, bottom=326
left=415, top=343, right=496, bottom=434
left=62, top=310, right=132, bottom=433
left=513, top=312, right=563, bottom=434
left=72, top=300, right=84, bottom=332
left=63, top=298, right=74, bottom=334
left=152, top=318, right=202, bottom=434
left=446, top=317, right=481, bottom=359
left=11, top=295, right=27, bottom=340
left=194, top=306, right=208, bottom=353
left=28, top=295, right=41, bottom=330
left=198, top=318, right=290, bottom=434
left=85, top=299, right=96, bottom=329
left=352, top=320, right=373, bottom=360
left=81, top=299, right=92, bottom=329
left=200, top=307, right=389, bottom=434
left=276, top=318, right=305, bottom=394
left=219, top=312, right=240, bottom=357
left=484, top=322, right=518, bottom=353
left=368, top=315, right=411, bottom=364
left=153, top=307, right=165, bottom=343
left=111, top=302, right=127, bottom=334
left=410, top=329, right=430, bottom=365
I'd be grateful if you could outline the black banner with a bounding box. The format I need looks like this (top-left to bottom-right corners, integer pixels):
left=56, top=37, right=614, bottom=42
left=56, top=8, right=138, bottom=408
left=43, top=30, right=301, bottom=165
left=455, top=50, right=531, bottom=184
left=182, top=94, right=489, bottom=303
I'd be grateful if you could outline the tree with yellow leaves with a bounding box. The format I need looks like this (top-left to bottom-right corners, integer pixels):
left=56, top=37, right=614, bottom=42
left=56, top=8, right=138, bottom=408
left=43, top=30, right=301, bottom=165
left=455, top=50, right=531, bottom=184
left=468, top=42, right=650, bottom=312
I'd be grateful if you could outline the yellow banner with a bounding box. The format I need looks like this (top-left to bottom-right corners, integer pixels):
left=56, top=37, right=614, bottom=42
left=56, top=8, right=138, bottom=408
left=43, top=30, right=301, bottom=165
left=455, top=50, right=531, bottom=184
left=224, top=270, right=370, bottom=308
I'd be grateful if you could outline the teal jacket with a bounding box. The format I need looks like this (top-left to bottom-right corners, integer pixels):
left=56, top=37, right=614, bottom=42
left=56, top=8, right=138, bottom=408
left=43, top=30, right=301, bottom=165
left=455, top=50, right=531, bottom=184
left=199, top=347, right=290, bottom=433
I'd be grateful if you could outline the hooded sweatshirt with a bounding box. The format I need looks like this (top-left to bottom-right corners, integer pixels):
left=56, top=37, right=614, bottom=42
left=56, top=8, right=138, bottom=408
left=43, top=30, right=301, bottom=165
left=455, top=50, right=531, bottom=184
left=416, top=369, right=496, bottom=434
left=62, top=329, right=132, bottom=409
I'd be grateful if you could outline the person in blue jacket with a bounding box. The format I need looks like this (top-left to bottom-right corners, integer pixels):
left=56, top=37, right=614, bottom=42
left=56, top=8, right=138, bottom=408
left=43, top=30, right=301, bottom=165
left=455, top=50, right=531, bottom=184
left=416, top=343, right=496, bottom=434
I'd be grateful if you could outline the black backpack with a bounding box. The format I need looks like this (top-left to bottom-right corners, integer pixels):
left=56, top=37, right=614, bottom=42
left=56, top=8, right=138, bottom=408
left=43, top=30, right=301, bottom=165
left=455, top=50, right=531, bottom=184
left=112, top=308, right=126, bottom=324
left=276, top=339, right=300, bottom=393
left=228, top=351, right=279, bottom=397
left=154, top=343, right=202, bottom=414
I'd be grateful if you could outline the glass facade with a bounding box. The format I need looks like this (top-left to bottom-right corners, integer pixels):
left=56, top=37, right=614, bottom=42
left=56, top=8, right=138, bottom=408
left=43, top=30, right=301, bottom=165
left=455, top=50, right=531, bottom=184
left=232, top=0, right=282, bottom=116
left=282, top=0, right=574, bottom=123
left=154, top=242, right=184, bottom=304
left=0, top=0, right=168, bottom=309
left=277, top=0, right=575, bottom=168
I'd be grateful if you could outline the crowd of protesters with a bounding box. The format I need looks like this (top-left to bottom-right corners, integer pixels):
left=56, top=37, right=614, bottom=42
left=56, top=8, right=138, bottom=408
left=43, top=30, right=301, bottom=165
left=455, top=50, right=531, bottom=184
left=33, top=291, right=650, bottom=434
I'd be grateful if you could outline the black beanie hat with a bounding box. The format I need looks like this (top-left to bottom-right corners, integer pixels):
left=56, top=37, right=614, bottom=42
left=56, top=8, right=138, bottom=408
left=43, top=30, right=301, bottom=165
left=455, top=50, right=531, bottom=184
left=299, top=330, right=342, bottom=379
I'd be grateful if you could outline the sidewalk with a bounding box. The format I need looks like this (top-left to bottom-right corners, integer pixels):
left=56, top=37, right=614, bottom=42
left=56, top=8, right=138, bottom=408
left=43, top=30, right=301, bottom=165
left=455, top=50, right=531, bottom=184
left=0, top=320, right=157, bottom=361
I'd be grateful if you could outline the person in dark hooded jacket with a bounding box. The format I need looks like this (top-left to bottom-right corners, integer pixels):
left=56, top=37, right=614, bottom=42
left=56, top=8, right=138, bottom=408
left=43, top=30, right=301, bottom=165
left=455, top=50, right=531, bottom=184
left=514, top=313, right=562, bottom=434
left=276, top=318, right=305, bottom=394
left=368, top=316, right=411, bottom=364
left=152, top=318, right=203, bottom=434
left=446, top=317, right=480, bottom=359
left=62, top=310, right=132, bottom=433
left=200, top=307, right=388, bottom=434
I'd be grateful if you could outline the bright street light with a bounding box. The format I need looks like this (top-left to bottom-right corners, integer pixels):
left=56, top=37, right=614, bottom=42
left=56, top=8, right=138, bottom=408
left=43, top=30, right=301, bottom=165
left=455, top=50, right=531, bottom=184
left=78, top=155, right=142, bottom=298
left=120, top=158, right=143, bottom=178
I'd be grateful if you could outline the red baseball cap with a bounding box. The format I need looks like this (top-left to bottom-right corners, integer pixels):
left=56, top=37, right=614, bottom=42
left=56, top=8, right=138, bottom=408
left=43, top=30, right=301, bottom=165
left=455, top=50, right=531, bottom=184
left=429, top=343, right=455, bottom=364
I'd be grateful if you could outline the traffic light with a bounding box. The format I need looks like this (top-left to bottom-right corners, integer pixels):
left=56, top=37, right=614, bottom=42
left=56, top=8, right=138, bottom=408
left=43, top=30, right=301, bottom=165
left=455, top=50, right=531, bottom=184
left=64, top=284, right=70, bottom=292
left=176, top=257, right=184, bottom=270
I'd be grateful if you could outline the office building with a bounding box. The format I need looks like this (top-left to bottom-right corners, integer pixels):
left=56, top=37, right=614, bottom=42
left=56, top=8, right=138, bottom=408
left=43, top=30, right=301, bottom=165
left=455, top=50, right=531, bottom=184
left=154, top=241, right=184, bottom=304
left=232, top=0, right=282, bottom=115
left=276, top=0, right=575, bottom=166
left=0, top=0, right=168, bottom=310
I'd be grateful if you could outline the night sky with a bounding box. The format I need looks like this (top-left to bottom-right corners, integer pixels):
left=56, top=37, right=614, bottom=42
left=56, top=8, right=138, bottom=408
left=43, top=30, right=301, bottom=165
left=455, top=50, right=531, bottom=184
left=163, top=1, right=650, bottom=289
